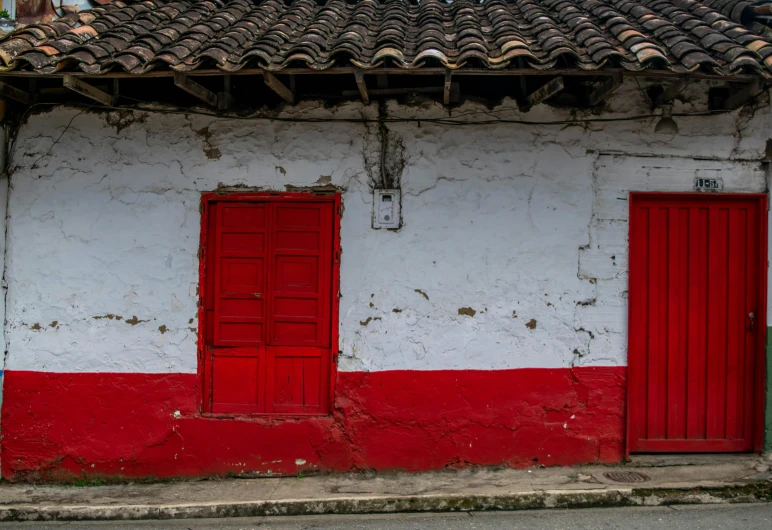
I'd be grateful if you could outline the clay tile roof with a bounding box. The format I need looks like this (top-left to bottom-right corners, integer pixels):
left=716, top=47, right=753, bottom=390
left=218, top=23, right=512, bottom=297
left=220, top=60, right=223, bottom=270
left=1, top=0, right=772, bottom=76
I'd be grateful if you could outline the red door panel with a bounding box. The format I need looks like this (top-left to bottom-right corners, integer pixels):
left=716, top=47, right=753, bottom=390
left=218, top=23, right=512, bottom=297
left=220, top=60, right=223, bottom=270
left=269, top=203, right=332, bottom=347
left=628, top=194, right=765, bottom=453
left=211, top=348, right=265, bottom=414
left=213, top=204, right=268, bottom=348
left=203, top=197, right=336, bottom=415
left=266, top=347, right=329, bottom=414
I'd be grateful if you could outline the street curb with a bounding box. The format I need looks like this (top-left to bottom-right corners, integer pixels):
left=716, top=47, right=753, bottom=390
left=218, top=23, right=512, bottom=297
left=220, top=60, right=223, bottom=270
left=0, top=483, right=770, bottom=521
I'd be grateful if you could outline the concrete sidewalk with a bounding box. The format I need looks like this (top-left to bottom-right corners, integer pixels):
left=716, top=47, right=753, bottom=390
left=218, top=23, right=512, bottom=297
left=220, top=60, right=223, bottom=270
left=0, top=454, right=770, bottom=522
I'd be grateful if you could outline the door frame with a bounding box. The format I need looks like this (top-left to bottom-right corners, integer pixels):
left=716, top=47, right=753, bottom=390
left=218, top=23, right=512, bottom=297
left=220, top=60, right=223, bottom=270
left=196, top=191, right=342, bottom=416
left=625, top=192, right=768, bottom=457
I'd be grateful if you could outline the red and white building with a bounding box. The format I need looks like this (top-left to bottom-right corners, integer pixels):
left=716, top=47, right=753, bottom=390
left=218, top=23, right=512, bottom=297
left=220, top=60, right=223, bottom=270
left=0, top=0, right=770, bottom=481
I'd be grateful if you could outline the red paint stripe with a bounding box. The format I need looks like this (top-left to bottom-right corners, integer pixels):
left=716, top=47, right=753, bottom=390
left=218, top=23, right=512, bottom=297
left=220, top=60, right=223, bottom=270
left=0, top=367, right=626, bottom=481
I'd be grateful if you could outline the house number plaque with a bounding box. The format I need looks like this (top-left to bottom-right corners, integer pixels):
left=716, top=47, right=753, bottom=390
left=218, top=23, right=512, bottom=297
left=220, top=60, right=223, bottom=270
left=694, top=178, right=723, bottom=191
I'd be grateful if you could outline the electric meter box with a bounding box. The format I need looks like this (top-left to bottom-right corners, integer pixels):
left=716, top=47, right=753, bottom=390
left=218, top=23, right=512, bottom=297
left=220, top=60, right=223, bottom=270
left=372, top=189, right=401, bottom=229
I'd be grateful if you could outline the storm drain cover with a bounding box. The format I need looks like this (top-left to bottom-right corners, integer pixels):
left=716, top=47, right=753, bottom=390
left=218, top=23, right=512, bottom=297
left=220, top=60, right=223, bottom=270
left=603, top=471, right=651, bottom=483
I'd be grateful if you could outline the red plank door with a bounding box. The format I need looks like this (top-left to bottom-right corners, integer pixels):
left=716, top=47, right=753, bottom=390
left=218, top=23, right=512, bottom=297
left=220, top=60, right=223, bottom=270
left=628, top=193, right=766, bottom=453
left=205, top=198, right=335, bottom=415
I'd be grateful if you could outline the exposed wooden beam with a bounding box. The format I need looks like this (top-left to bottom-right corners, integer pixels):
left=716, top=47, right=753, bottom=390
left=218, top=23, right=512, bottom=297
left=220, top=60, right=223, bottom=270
left=63, top=75, right=116, bottom=106
left=218, top=74, right=234, bottom=111
left=653, top=78, right=688, bottom=106
left=263, top=71, right=295, bottom=104
left=354, top=70, right=369, bottom=104
left=174, top=72, right=218, bottom=107
left=444, top=71, right=452, bottom=106
left=0, top=80, right=30, bottom=104
left=588, top=72, right=623, bottom=106
left=725, top=79, right=765, bottom=110
left=525, top=76, right=564, bottom=108
left=0, top=68, right=761, bottom=84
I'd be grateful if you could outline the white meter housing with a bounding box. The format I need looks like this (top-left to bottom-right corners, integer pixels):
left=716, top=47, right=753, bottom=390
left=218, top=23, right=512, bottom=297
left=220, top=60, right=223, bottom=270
left=372, top=189, right=401, bottom=229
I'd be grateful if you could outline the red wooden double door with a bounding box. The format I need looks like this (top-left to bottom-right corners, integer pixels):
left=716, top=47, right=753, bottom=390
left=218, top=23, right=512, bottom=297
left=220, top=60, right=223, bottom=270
left=201, top=195, right=338, bottom=415
left=628, top=193, right=767, bottom=453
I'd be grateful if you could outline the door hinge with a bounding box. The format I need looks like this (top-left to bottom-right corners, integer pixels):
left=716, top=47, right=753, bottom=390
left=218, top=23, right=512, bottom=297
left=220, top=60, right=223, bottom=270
left=334, top=250, right=340, bottom=263
left=198, top=247, right=204, bottom=260
left=333, top=351, right=340, bottom=364
left=199, top=202, right=205, bottom=214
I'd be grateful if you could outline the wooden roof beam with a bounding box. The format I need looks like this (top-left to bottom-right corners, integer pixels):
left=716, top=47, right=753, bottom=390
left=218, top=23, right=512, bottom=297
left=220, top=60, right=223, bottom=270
left=0, top=69, right=762, bottom=83
left=0, top=80, right=30, bottom=104
left=354, top=70, right=369, bottom=104
left=174, top=73, right=217, bottom=107
left=444, top=71, right=452, bottom=106
left=218, top=74, right=234, bottom=111
left=524, top=76, right=564, bottom=109
left=63, top=75, right=116, bottom=106
left=263, top=72, right=295, bottom=104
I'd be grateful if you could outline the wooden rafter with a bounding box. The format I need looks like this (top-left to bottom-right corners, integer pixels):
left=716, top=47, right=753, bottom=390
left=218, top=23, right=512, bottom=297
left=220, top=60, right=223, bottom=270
left=354, top=70, right=369, bottom=104
left=0, top=80, right=30, bottom=104
left=218, top=74, right=234, bottom=111
left=263, top=72, right=295, bottom=104
left=0, top=69, right=761, bottom=84
left=444, top=71, right=452, bottom=106
left=63, top=75, right=116, bottom=106
left=174, top=73, right=218, bottom=107
left=525, top=76, right=564, bottom=108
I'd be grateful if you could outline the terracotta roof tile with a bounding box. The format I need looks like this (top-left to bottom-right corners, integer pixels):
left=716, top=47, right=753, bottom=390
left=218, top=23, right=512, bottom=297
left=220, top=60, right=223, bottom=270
left=0, top=0, right=771, bottom=76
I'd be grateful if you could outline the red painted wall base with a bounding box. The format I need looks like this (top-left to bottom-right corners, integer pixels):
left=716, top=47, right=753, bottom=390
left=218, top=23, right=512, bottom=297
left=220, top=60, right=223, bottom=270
left=1, top=367, right=626, bottom=481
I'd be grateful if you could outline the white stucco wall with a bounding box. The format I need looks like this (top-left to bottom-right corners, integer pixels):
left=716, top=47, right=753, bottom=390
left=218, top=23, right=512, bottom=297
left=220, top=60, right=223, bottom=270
left=4, top=80, right=770, bottom=374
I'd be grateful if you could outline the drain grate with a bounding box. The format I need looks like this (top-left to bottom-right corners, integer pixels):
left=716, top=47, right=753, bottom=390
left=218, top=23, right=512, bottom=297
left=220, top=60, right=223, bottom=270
left=603, top=470, right=651, bottom=483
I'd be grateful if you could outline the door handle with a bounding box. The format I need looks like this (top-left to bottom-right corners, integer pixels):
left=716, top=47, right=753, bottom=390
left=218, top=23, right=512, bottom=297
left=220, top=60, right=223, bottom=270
left=748, top=312, right=755, bottom=332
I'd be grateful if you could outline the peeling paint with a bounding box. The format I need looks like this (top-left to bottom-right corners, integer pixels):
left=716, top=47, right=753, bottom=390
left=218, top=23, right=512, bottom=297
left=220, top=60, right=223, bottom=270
left=195, top=126, right=222, bottom=160
left=92, top=315, right=122, bottom=321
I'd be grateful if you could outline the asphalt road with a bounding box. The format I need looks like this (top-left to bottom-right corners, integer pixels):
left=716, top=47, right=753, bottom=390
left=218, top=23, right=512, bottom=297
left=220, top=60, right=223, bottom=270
left=0, top=504, right=770, bottom=529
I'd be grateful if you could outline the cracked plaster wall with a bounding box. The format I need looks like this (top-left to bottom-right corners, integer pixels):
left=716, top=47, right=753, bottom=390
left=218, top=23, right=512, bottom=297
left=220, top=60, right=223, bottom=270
left=3, top=80, right=771, bottom=375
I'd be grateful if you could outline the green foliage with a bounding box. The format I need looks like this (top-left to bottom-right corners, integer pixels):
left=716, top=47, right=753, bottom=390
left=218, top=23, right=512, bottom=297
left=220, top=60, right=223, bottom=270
left=0, top=10, right=10, bottom=19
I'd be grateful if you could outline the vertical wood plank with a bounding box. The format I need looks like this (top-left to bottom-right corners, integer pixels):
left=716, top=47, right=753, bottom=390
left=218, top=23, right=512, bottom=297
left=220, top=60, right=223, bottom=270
left=667, top=208, right=688, bottom=439
left=686, top=207, right=708, bottom=439
left=706, top=207, right=729, bottom=439
left=647, top=207, right=666, bottom=440
left=725, top=207, right=744, bottom=439
left=303, top=357, right=320, bottom=407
